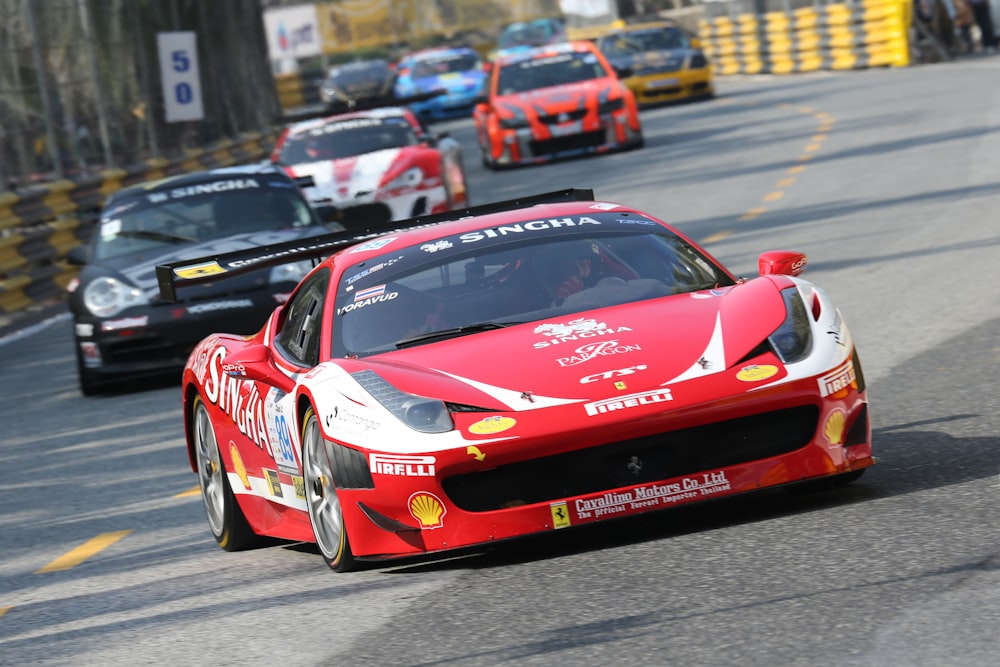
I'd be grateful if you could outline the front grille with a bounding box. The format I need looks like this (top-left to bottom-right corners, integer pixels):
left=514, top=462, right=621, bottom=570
left=530, top=129, right=605, bottom=156
left=538, top=109, right=587, bottom=124
left=105, top=335, right=179, bottom=364
left=443, top=405, right=820, bottom=512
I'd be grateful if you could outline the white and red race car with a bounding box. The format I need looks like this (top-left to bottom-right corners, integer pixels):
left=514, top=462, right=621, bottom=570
left=157, top=189, right=874, bottom=572
left=271, top=106, right=469, bottom=227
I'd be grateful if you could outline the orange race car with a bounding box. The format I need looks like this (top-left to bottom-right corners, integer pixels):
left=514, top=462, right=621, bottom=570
left=473, top=41, right=643, bottom=170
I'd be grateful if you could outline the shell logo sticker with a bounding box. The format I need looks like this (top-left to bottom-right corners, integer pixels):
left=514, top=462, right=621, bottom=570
left=469, top=416, right=516, bottom=435
left=737, top=364, right=779, bottom=382
left=409, top=492, right=446, bottom=529
left=824, top=409, right=846, bottom=445
left=175, top=261, right=226, bottom=279
left=230, top=442, right=251, bottom=490
left=550, top=501, right=571, bottom=529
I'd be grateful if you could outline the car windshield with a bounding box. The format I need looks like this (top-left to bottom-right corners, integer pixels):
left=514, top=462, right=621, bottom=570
left=598, top=28, right=689, bottom=56
left=93, top=177, right=318, bottom=260
left=328, top=61, right=391, bottom=87
left=411, top=53, right=480, bottom=78
left=497, top=51, right=609, bottom=95
left=332, top=216, right=733, bottom=357
left=278, top=117, right=419, bottom=165
left=498, top=21, right=559, bottom=49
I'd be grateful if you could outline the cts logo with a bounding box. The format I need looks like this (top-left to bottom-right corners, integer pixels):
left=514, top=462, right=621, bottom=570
left=579, top=365, right=648, bottom=383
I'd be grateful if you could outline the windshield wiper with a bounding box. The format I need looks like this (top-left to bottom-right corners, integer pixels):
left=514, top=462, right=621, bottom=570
left=395, top=322, right=519, bottom=349
left=115, top=230, right=197, bottom=244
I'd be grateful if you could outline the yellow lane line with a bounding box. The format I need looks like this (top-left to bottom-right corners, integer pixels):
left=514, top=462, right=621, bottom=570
left=811, top=134, right=827, bottom=142
left=0, top=606, right=9, bottom=618
left=175, top=485, right=201, bottom=498
left=35, top=530, right=133, bottom=574
left=797, top=154, right=815, bottom=162
left=787, top=165, right=807, bottom=174
left=763, top=191, right=784, bottom=201
left=700, top=231, right=732, bottom=244
left=740, top=207, right=767, bottom=221
left=804, top=143, right=823, bottom=152
left=776, top=177, right=797, bottom=188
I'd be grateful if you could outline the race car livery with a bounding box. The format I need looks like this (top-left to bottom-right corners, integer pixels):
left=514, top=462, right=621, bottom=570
left=157, top=188, right=875, bottom=572
left=595, top=21, right=714, bottom=106
left=473, top=41, right=643, bottom=169
left=271, top=106, right=469, bottom=227
left=394, top=47, right=488, bottom=122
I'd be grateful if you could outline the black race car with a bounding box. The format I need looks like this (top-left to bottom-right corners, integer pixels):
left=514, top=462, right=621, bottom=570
left=66, top=164, right=340, bottom=395
left=318, top=59, right=398, bottom=113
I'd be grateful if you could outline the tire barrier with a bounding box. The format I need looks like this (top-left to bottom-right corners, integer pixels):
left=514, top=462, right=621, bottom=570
left=698, top=0, right=912, bottom=75
left=275, top=69, right=326, bottom=112
left=0, top=132, right=277, bottom=315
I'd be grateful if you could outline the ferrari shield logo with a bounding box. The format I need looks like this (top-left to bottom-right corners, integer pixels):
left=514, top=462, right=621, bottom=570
left=550, top=501, right=571, bottom=529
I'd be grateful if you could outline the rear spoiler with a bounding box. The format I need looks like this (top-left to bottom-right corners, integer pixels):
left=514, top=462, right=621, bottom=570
left=155, top=187, right=595, bottom=303
left=278, top=89, right=447, bottom=125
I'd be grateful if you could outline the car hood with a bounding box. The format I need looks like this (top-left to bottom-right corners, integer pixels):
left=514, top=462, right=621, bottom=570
left=355, top=278, right=790, bottom=411
left=412, top=71, right=485, bottom=93
left=285, top=148, right=407, bottom=203
left=495, top=79, right=617, bottom=117
left=81, top=227, right=327, bottom=302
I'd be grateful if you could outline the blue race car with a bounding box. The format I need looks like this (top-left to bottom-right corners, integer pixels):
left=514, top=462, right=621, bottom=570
left=394, top=47, right=488, bottom=122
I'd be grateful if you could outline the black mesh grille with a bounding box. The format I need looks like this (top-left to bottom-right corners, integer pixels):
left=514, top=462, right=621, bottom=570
left=538, top=109, right=588, bottom=124
left=443, top=405, right=820, bottom=512
left=530, top=129, right=605, bottom=156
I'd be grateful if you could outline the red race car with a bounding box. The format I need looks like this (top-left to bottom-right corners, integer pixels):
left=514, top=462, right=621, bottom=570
left=157, top=189, right=874, bottom=572
left=473, top=41, right=644, bottom=169
left=271, top=106, right=469, bottom=227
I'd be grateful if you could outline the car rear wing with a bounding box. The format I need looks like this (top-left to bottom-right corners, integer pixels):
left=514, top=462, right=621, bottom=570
left=155, top=187, right=595, bottom=303
left=278, top=89, right=448, bottom=125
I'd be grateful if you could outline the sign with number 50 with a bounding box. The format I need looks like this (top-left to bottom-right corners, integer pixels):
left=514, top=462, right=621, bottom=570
left=157, top=32, right=205, bottom=123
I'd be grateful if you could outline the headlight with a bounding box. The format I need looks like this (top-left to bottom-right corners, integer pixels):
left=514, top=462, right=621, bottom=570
left=352, top=370, right=453, bottom=433
left=598, top=97, right=625, bottom=114
left=82, top=276, right=149, bottom=318
left=690, top=51, right=709, bottom=69
left=269, top=260, right=313, bottom=285
left=383, top=166, right=423, bottom=191
left=768, top=287, right=812, bottom=363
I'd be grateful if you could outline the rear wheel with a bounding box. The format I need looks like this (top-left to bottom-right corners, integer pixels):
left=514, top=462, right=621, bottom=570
left=192, top=395, right=258, bottom=551
left=301, top=407, right=358, bottom=572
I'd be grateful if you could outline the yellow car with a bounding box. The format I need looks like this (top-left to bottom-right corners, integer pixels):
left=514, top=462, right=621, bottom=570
left=595, top=22, right=714, bottom=106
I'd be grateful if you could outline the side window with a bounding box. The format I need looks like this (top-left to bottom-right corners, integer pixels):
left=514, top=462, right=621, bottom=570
left=275, top=269, right=329, bottom=367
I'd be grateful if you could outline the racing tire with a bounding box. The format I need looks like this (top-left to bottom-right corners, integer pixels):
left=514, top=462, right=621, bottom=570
left=301, top=407, right=358, bottom=572
left=784, top=469, right=866, bottom=494
left=192, top=395, right=259, bottom=551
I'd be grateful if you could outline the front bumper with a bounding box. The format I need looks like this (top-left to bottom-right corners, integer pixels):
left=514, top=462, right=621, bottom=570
left=336, top=371, right=873, bottom=561
left=626, top=69, right=714, bottom=106
left=489, top=110, right=643, bottom=167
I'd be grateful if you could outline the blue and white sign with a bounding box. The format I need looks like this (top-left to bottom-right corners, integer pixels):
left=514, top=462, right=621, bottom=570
left=157, top=31, right=204, bottom=123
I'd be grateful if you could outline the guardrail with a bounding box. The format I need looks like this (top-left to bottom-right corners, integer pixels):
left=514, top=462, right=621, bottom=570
left=698, top=0, right=912, bottom=75
left=0, top=132, right=276, bottom=315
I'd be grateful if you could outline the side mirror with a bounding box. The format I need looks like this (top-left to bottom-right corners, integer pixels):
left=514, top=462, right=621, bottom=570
left=758, top=251, right=807, bottom=277
left=67, top=245, right=89, bottom=266
left=613, top=65, right=633, bottom=79
left=221, top=344, right=296, bottom=394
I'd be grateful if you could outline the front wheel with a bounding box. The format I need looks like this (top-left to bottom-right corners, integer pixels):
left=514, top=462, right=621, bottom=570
left=301, top=407, right=358, bottom=572
left=192, top=395, right=259, bottom=551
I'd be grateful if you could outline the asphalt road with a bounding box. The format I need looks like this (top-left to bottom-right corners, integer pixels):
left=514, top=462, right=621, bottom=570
left=1, top=57, right=998, bottom=667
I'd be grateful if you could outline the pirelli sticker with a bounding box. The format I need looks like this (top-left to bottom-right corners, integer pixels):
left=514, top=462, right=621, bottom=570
left=175, top=261, right=226, bottom=279
left=550, top=501, right=571, bottom=529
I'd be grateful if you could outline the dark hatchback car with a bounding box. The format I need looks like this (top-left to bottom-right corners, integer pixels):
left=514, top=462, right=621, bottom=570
left=66, top=164, right=340, bottom=395
left=318, top=59, right=398, bottom=112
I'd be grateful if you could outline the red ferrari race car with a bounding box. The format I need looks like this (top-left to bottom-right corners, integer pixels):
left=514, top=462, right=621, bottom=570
left=157, top=189, right=874, bottom=572
left=473, top=41, right=643, bottom=169
left=271, top=106, right=469, bottom=227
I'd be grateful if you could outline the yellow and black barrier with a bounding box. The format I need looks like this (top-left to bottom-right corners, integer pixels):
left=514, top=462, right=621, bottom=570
left=0, top=131, right=277, bottom=315
left=698, top=0, right=911, bottom=75
left=275, top=70, right=326, bottom=112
